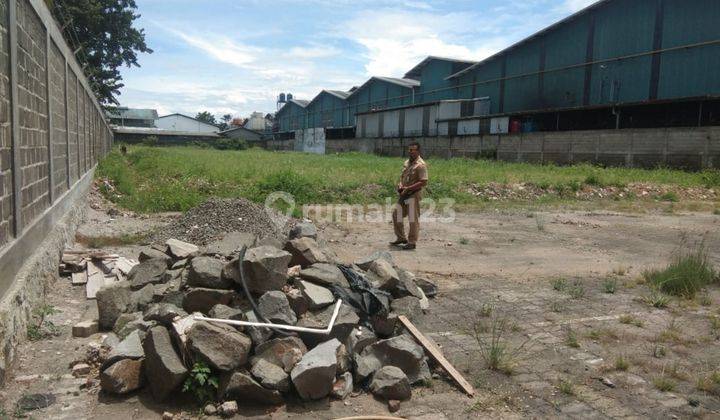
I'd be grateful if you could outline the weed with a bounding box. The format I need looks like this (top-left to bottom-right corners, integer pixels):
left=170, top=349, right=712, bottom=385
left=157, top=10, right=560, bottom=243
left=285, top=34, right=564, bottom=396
left=567, top=281, right=586, bottom=299
left=535, top=213, right=546, bottom=232
left=472, top=318, right=529, bottom=375
left=643, top=241, right=717, bottom=298
left=551, top=277, right=567, bottom=291
left=714, top=208, right=720, bottom=215
left=658, top=319, right=683, bottom=343
left=550, top=300, right=565, bottom=313
left=709, top=315, right=720, bottom=340
left=584, top=174, right=602, bottom=187
left=653, top=376, right=676, bottom=392
left=459, top=237, right=469, bottom=245
left=510, top=323, right=522, bottom=333
left=659, top=191, right=679, bottom=202
left=602, top=278, right=617, bottom=294
left=419, top=378, right=433, bottom=388
left=701, top=169, right=720, bottom=188
left=27, top=304, right=60, bottom=341
left=478, top=302, right=494, bottom=318
left=75, top=232, right=146, bottom=248
left=565, top=328, right=580, bottom=348
left=698, top=293, right=712, bottom=307
left=619, top=314, right=644, bottom=328
left=644, top=290, right=670, bottom=308
left=585, top=328, right=618, bottom=342
left=558, top=380, right=575, bottom=395
left=666, top=361, right=689, bottom=381
left=697, top=371, right=720, bottom=396
left=182, top=361, right=219, bottom=404
left=612, top=265, right=628, bottom=276
left=615, top=355, right=630, bottom=371
left=652, top=343, right=667, bottom=358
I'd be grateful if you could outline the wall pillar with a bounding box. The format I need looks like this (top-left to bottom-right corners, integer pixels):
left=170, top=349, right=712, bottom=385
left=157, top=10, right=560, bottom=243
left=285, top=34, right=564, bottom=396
left=45, top=32, right=54, bottom=203
left=8, top=0, right=22, bottom=235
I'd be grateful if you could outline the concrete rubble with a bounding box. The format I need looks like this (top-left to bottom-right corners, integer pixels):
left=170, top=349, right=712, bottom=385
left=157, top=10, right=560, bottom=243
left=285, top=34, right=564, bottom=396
left=61, top=222, right=439, bottom=412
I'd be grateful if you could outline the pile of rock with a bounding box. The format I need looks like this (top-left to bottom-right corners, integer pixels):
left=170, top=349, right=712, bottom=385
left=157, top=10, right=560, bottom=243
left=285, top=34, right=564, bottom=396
left=85, top=222, right=438, bottom=411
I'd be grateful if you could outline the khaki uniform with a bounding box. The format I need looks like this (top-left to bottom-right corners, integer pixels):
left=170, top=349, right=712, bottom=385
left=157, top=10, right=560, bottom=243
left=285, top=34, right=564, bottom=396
left=392, top=157, right=428, bottom=244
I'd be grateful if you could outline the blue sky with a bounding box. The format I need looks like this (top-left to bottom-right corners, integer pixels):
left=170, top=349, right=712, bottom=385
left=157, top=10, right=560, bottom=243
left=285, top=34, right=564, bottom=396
left=118, top=0, right=597, bottom=118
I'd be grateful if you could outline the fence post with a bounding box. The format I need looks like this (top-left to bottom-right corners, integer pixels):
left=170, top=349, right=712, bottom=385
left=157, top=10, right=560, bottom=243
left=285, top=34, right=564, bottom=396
left=45, top=31, right=54, bottom=204
left=64, top=59, right=70, bottom=187
left=8, top=0, right=22, bottom=236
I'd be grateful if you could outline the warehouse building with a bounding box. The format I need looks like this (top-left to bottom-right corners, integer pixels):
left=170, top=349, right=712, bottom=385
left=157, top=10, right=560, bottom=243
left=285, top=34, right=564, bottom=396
left=275, top=98, right=310, bottom=137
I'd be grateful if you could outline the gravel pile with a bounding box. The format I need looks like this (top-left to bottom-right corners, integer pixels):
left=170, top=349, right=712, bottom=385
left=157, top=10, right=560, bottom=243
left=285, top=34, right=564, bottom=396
left=152, top=198, right=290, bottom=245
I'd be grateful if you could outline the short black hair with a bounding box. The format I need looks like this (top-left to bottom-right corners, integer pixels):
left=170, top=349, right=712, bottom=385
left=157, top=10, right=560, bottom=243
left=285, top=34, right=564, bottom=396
left=408, top=142, right=421, bottom=151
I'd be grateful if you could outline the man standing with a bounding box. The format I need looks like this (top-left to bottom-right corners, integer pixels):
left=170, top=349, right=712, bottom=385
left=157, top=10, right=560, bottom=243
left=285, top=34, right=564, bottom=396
left=390, top=142, right=428, bottom=250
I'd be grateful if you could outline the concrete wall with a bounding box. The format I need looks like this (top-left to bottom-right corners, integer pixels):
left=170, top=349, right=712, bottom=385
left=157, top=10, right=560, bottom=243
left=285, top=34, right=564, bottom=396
left=0, top=0, right=112, bottom=383
left=268, top=127, right=719, bottom=170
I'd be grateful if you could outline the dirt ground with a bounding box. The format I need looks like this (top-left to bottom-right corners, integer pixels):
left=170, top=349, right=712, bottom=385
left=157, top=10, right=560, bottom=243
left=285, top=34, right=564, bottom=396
left=1, top=192, right=719, bottom=419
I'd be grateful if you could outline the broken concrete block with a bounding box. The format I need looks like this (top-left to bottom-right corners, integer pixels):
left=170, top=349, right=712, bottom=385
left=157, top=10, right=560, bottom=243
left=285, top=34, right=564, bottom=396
left=250, top=358, right=290, bottom=392
left=165, top=238, right=199, bottom=259
left=143, top=326, right=188, bottom=401
left=390, top=296, right=423, bottom=322
left=218, top=371, right=283, bottom=405
left=297, top=303, right=359, bottom=347
left=354, top=250, right=393, bottom=271
left=252, top=336, right=308, bottom=373
left=113, top=312, right=142, bottom=335
left=130, top=283, right=156, bottom=311
left=258, top=291, right=297, bottom=325
left=72, top=363, right=91, bottom=377
left=72, top=320, right=99, bottom=338
left=369, top=259, right=400, bottom=290
left=284, top=237, right=329, bottom=267
left=96, top=281, right=133, bottom=330
left=102, top=330, right=145, bottom=370
left=331, top=372, right=353, bottom=400
left=370, top=366, right=411, bottom=400
left=289, top=222, right=317, bottom=240
left=284, top=287, right=309, bottom=317
left=205, top=231, right=256, bottom=257
left=296, top=280, right=334, bottom=310
left=354, top=335, right=430, bottom=384
left=290, top=338, right=341, bottom=400
left=100, top=358, right=144, bottom=394
left=187, top=321, right=252, bottom=372
left=299, top=263, right=349, bottom=288
left=138, top=247, right=171, bottom=265
left=241, top=246, right=292, bottom=293
left=244, top=310, right=273, bottom=346
left=143, top=303, right=187, bottom=327
left=128, top=258, right=168, bottom=291
left=187, top=257, right=232, bottom=289
left=182, top=288, right=235, bottom=314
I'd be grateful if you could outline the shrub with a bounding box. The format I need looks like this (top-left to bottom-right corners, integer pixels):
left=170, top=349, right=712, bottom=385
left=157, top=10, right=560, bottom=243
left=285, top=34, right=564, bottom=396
left=644, top=243, right=717, bottom=298
left=701, top=170, right=720, bottom=188
left=182, top=361, right=219, bottom=403
left=141, top=135, right=159, bottom=146
left=212, top=138, right=248, bottom=151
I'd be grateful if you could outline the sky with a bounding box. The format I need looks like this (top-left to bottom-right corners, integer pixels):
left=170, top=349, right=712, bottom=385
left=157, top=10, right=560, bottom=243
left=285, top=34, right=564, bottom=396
left=118, top=0, right=598, bottom=118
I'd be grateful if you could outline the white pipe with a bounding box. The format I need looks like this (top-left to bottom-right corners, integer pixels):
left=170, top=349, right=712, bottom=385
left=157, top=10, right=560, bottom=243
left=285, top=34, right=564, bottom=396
left=194, top=299, right=343, bottom=335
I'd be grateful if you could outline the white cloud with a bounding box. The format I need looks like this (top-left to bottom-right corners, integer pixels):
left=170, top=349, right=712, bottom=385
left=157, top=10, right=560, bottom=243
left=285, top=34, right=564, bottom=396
left=171, top=30, right=259, bottom=67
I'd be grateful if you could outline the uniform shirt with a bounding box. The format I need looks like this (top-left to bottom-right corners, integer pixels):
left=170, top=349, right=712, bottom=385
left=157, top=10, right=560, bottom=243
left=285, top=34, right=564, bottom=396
left=400, top=156, right=429, bottom=198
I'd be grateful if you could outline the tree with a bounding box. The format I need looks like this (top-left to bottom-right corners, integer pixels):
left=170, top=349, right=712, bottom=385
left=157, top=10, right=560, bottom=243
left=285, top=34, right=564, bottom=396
left=48, top=0, right=152, bottom=106
left=218, top=114, right=232, bottom=131
left=195, top=111, right=217, bottom=126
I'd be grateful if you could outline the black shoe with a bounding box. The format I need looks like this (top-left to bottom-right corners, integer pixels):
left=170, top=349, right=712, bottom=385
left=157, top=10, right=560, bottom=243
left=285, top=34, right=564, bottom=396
left=401, top=243, right=416, bottom=250
left=390, top=239, right=408, bottom=246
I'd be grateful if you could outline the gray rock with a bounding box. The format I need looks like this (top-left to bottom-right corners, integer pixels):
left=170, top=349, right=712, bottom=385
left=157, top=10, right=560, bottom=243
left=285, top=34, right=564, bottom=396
left=299, top=263, right=349, bottom=288
left=208, top=304, right=245, bottom=322
left=354, top=250, right=393, bottom=271
left=204, top=404, right=217, bottom=416
left=241, top=246, right=292, bottom=293
left=393, top=269, right=425, bottom=299
left=390, top=296, right=423, bottom=321
left=258, top=291, right=297, bottom=325
left=218, top=371, right=283, bottom=405
left=183, top=288, right=235, bottom=314
left=244, top=310, right=273, bottom=346
left=171, top=259, right=188, bottom=270
left=284, top=237, right=329, bottom=268
left=369, top=259, right=400, bottom=290
left=144, top=303, right=187, bottom=327
left=289, top=222, right=317, bottom=240
left=187, top=321, right=252, bottom=371
left=354, top=335, right=430, bottom=384
left=250, top=359, right=290, bottom=392
left=371, top=312, right=399, bottom=337
left=285, top=287, right=308, bottom=316
left=143, top=326, right=188, bottom=401
left=102, top=332, right=120, bottom=348
left=370, top=366, right=411, bottom=401
left=96, top=281, right=133, bottom=330
left=297, top=303, right=359, bottom=347
left=187, top=257, right=231, bottom=289
left=296, top=280, right=335, bottom=309
left=257, top=236, right=284, bottom=249
left=220, top=258, right=241, bottom=284
left=100, top=358, right=144, bottom=394
left=138, top=247, right=171, bottom=265
left=113, top=312, right=142, bottom=336
left=130, top=283, right=156, bottom=311
left=290, top=338, right=341, bottom=400
left=205, top=231, right=256, bottom=256
left=128, top=259, right=168, bottom=291
left=413, top=277, right=438, bottom=298
left=253, top=337, right=308, bottom=372
left=331, top=372, right=353, bottom=400
left=218, top=400, right=238, bottom=417
left=346, top=327, right=378, bottom=356
left=102, top=330, right=145, bottom=370
left=165, top=238, right=200, bottom=259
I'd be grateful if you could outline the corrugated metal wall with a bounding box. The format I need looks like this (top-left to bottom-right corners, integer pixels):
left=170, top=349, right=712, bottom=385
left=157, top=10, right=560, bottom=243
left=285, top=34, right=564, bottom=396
left=304, top=92, right=348, bottom=129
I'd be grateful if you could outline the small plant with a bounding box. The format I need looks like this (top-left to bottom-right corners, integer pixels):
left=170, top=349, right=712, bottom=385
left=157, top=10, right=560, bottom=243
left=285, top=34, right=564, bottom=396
left=615, top=355, right=630, bottom=371
left=602, top=278, right=617, bottom=294
left=643, top=241, right=717, bottom=298
left=567, top=281, right=585, bottom=299
left=478, top=302, right=494, bottom=318
left=644, top=290, right=670, bottom=308
left=551, top=277, right=567, bottom=291
left=702, top=170, right=720, bottom=188
left=619, top=314, right=644, bottom=328
left=27, top=304, right=60, bottom=341
left=710, top=315, right=720, bottom=340
left=612, top=266, right=628, bottom=276
left=182, top=361, right=219, bottom=404
left=653, top=376, right=676, bottom=392
left=558, top=380, right=575, bottom=395
left=550, top=300, right=565, bottom=313
left=659, top=191, right=679, bottom=202
left=658, top=319, right=683, bottom=343
left=141, top=135, right=159, bottom=146
left=535, top=213, right=546, bottom=232
left=698, top=293, right=712, bottom=307
left=459, top=237, right=469, bottom=245
left=472, top=318, right=529, bottom=376
left=697, top=371, right=720, bottom=396
left=584, top=173, right=601, bottom=186
left=714, top=208, right=720, bottom=215
left=565, top=328, right=580, bottom=348
left=652, top=343, right=667, bottom=358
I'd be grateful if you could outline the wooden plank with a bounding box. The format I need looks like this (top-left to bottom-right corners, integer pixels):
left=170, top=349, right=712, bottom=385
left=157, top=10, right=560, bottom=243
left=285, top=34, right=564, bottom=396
left=398, top=315, right=475, bottom=397
left=71, top=271, right=87, bottom=285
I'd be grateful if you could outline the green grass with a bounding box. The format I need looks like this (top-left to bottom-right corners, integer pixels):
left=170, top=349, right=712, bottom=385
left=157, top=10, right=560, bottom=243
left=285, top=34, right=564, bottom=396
left=615, top=355, right=630, bottom=371
left=653, top=376, right=676, bottom=392
left=602, top=278, right=617, bottom=294
left=643, top=244, right=717, bottom=298
left=97, top=146, right=715, bottom=213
